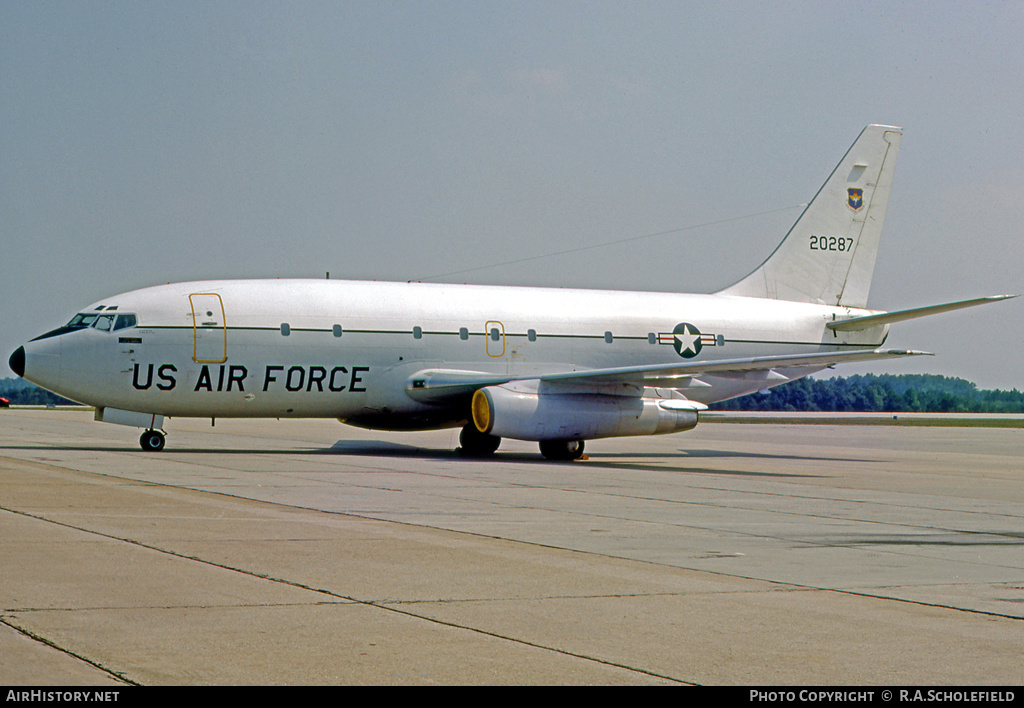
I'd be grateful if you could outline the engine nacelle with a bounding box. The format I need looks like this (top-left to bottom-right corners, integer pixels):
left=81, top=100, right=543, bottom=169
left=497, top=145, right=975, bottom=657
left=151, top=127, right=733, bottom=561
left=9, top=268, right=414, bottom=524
left=471, top=385, right=700, bottom=442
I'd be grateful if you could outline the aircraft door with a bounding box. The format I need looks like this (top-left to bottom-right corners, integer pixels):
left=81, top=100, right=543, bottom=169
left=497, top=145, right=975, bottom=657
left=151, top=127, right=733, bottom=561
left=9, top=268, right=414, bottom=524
left=189, top=293, right=227, bottom=363
left=485, top=321, right=505, bottom=358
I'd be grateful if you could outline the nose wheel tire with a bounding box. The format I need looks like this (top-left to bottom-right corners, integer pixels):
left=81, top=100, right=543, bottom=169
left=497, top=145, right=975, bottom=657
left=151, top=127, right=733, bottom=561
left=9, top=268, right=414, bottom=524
left=140, top=429, right=166, bottom=452
left=539, top=439, right=585, bottom=461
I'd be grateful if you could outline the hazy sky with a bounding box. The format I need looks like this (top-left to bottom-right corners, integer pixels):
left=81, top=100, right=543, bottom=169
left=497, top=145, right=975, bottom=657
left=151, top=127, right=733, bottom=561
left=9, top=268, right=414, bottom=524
left=3, top=1, right=1022, bottom=389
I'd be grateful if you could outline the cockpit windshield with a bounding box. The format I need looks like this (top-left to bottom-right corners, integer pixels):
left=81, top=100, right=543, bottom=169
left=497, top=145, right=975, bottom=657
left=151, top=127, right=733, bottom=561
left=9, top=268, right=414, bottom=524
left=63, top=312, right=138, bottom=331
left=32, top=312, right=137, bottom=342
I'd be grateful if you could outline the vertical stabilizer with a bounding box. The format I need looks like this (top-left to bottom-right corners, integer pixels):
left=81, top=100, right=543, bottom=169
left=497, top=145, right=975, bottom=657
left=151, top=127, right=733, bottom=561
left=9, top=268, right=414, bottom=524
left=718, top=125, right=902, bottom=307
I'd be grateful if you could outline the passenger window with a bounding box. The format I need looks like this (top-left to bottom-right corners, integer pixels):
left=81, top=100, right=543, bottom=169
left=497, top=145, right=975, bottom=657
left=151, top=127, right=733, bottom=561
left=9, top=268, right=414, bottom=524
left=413, top=326, right=423, bottom=339
left=333, top=324, right=343, bottom=337
left=604, top=331, right=613, bottom=344
left=459, top=327, right=469, bottom=340
left=528, top=329, right=537, bottom=342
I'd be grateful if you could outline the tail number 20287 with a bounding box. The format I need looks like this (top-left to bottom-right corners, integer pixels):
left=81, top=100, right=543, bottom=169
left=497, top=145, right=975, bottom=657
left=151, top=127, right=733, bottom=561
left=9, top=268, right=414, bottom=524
left=809, top=235, right=854, bottom=252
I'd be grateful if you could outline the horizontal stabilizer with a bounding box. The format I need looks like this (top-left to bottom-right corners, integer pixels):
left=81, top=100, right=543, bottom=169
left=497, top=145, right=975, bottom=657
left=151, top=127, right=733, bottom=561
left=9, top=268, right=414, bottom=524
left=826, top=295, right=1018, bottom=332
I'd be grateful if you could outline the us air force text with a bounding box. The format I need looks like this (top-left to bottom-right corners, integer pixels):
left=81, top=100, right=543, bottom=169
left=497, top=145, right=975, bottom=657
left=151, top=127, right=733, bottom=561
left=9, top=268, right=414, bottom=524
left=131, top=363, right=370, bottom=393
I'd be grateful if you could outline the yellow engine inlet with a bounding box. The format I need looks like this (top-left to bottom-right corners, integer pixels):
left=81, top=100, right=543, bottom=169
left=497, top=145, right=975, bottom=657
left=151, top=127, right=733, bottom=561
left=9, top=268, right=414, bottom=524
left=471, top=389, right=493, bottom=434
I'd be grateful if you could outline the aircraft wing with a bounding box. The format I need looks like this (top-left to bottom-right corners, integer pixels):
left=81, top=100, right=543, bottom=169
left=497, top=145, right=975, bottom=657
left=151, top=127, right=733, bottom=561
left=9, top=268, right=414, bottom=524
left=534, top=348, right=930, bottom=384
left=405, top=348, right=931, bottom=404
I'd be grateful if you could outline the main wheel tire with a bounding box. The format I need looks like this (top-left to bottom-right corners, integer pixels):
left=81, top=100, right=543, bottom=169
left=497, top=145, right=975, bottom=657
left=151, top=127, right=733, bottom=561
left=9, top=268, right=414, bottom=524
left=140, top=429, right=166, bottom=452
left=539, top=439, right=585, bottom=461
left=459, top=424, right=501, bottom=457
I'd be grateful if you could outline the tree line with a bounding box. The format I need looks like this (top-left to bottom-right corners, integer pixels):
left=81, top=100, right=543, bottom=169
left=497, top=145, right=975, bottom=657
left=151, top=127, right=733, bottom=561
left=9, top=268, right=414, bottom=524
left=709, top=374, right=1024, bottom=413
left=3, top=373, right=1023, bottom=413
left=0, top=378, right=79, bottom=406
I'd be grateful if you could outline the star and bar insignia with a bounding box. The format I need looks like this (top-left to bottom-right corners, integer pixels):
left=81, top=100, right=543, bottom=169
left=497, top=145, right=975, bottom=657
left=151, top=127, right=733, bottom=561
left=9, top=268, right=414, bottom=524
left=658, top=322, right=720, bottom=358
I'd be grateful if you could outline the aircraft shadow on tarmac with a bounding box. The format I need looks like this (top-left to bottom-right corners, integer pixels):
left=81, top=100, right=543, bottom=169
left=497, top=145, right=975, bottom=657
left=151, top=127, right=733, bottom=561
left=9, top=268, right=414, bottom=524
left=323, top=441, right=835, bottom=477
left=327, top=439, right=569, bottom=463
left=808, top=532, right=1024, bottom=548
left=3, top=441, right=850, bottom=477
left=639, top=447, right=874, bottom=463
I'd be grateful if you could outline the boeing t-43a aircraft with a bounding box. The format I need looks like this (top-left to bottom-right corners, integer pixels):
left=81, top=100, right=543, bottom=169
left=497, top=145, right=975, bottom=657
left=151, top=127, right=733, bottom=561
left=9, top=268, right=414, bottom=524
left=10, top=125, right=1015, bottom=459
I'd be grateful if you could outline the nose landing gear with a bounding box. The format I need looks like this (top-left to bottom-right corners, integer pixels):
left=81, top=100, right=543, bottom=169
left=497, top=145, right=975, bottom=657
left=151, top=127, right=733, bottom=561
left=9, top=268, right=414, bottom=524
left=140, top=429, right=166, bottom=452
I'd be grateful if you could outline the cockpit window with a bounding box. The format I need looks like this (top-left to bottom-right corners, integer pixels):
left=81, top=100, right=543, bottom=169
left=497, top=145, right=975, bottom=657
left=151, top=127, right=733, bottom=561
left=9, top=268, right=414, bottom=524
left=92, top=314, right=116, bottom=331
left=66, top=313, right=98, bottom=327
left=114, top=314, right=137, bottom=331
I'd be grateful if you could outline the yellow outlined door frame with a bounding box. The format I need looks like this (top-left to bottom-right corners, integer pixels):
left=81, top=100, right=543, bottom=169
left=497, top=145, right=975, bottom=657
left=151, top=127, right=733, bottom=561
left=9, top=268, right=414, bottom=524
left=189, top=293, right=227, bottom=363
left=485, top=321, right=505, bottom=358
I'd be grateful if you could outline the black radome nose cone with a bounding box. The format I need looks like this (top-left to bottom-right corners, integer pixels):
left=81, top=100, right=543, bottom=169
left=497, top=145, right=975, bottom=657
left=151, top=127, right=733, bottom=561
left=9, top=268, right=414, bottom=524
left=9, top=346, right=25, bottom=378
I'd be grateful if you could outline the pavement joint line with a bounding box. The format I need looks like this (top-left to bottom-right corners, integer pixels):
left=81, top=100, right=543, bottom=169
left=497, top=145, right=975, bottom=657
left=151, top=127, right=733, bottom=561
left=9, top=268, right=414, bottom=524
left=3, top=601, right=352, bottom=614
left=10, top=489, right=1020, bottom=680
left=2, top=502, right=692, bottom=684
left=824, top=587, right=1024, bottom=622
left=6, top=449, right=1022, bottom=573
left=0, top=615, right=138, bottom=686
left=11, top=462, right=1021, bottom=616
left=4, top=414, right=1023, bottom=683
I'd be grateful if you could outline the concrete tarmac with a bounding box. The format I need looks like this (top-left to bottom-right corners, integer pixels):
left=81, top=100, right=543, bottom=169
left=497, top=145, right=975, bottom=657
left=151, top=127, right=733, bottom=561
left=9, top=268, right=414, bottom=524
left=1, top=409, right=1022, bottom=685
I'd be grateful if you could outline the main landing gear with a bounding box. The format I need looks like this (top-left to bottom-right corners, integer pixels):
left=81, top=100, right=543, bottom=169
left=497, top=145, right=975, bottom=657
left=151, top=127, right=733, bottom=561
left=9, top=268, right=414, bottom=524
left=459, top=424, right=501, bottom=457
left=539, top=439, right=586, bottom=461
left=139, top=429, right=166, bottom=452
left=458, top=424, right=586, bottom=461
